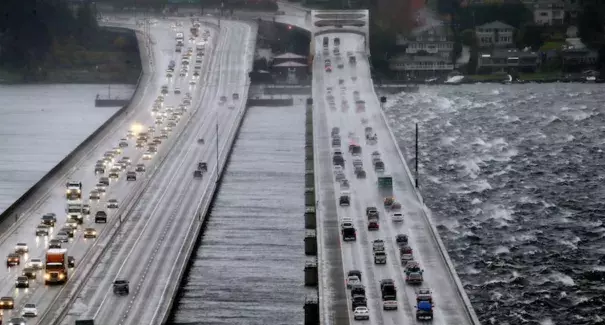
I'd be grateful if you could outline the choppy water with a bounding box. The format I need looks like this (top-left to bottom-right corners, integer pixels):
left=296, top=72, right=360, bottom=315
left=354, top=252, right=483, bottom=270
left=0, top=84, right=134, bottom=214
left=385, top=84, right=605, bottom=325
left=170, top=105, right=306, bottom=325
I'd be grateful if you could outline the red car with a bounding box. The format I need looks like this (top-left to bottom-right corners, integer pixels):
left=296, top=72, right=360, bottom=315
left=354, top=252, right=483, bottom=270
left=368, top=221, right=379, bottom=231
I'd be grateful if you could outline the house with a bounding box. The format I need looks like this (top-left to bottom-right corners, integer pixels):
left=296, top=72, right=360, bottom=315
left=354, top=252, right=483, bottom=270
left=476, top=21, right=515, bottom=48
left=531, top=0, right=566, bottom=25
left=561, top=38, right=598, bottom=72
left=476, top=49, right=539, bottom=73
left=272, top=52, right=307, bottom=66
left=389, top=24, right=455, bottom=78
left=271, top=61, right=308, bottom=82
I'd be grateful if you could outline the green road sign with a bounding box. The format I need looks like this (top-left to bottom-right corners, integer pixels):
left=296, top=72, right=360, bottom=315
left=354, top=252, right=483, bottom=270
left=378, top=176, right=392, bottom=188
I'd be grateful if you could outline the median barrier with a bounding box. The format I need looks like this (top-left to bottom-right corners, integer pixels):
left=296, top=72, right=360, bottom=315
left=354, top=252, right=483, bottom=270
left=303, top=98, right=320, bottom=325
left=246, top=97, right=294, bottom=106
left=0, top=26, right=144, bottom=231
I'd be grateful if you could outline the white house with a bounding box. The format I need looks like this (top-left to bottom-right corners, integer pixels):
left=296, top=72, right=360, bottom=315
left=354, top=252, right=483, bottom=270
left=476, top=21, right=515, bottom=48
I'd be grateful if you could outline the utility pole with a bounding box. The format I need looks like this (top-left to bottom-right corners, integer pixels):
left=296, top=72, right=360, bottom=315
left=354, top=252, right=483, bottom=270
left=215, top=119, right=219, bottom=183
left=415, top=123, right=419, bottom=188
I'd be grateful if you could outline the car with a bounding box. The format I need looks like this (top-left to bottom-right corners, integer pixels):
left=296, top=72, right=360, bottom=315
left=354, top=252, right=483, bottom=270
left=340, top=179, right=349, bottom=189
left=372, top=240, right=385, bottom=252
left=55, top=231, right=69, bottom=243
left=396, top=234, right=409, bottom=247
left=113, top=279, right=130, bottom=295
left=143, top=152, right=153, bottom=160
left=22, top=267, right=36, bottom=280
left=6, top=253, right=20, bottom=266
left=220, top=95, right=227, bottom=102
left=339, top=191, right=350, bottom=206
left=119, top=139, right=128, bottom=147
left=94, top=164, right=105, bottom=174
left=383, top=299, right=398, bottom=310
left=346, top=275, right=361, bottom=289
left=0, top=296, right=14, bottom=309
left=174, top=88, right=181, bottom=94
left=126, top=171, right=137, bottom=181
left=193, top=170, right=203, bottom=178
left=48, top=239, right=62, bottom=249
left=14, top=243, right=28, bottom=254
left=136, top=142, right=145, bottom=149
left=41, top=213, right=56, bottom=226
left=84, top=228, right=97, bottom=239
left=340, top=217, right=354, bottom=229
left=368, top=221, right=379, bottom=230
left=27, top=258, right=43, bottom=270
left=353, top=306, right=370, bottom=320
left=374, top=251, right=387, bottom=264
left=108, top=168, right=120, bottom=179
left=135, top=164, right=146, bottom=172
left=68, top=256, right=75, bottom=268
left=22, top=303, right=38, bottom=317
left=405, top=261, right=423, bottom=274
left=107, top=199, right=119, bottom=209
left=35, top=224, right=50, bottom=236
left=99, top=177, right=110, bottom=186
left=198, top=162, right=207, bottom=171
left=232, top=93, right=239, bottom=100
left=66, top=218, right=78, bottom=229
left=7, top=317, right=27, bottom=325
left=95, top=211, right=108, bottom=223
left=416, top=288, right=433, bottom=304
left=355, top=168, right=366, bottom=178
left=83, top=204, right=90, bottom=215
left=392, top=212, right=404, bottom=222
left=406, top=271, right=424, bottom=284
left=15, top=276, right=29, bottom=288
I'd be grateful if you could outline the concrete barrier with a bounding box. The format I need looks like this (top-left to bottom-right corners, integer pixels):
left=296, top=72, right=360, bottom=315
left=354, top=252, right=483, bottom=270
left=0, top=26, right=143, bottom=226
left=94, top=98, right=131, bottom=107
left=264, top=86, right=312, bottom=95
left=246, top=98, right=294, bottom=106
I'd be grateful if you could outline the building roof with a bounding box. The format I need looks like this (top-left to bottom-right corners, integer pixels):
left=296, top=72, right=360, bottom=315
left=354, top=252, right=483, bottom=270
left=390, top=55, right=451, bottom=63
left=485, top=49, right=538, bottom=58
left=273, top=61, right=307, bottom=67
left=477, top=21, right=514, bottom=30
left=274, top=52, right=306, bottom=60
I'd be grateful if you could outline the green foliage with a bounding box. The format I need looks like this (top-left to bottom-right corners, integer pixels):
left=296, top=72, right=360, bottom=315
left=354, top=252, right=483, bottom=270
left=0, top=0, right=99, bottom=72
left=460, top=29, right=478, bottom=47
left=515, top=24, right=545, bottom=50
left=454, top=3, right=532, bottom=31
left=578, top=4, right=605, bottom=48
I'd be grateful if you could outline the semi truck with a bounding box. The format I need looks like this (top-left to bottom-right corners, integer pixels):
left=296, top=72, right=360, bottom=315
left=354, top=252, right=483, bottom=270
left=45, top=249, right=69, bottom=284
left=66, top=181, right=82, bottom=200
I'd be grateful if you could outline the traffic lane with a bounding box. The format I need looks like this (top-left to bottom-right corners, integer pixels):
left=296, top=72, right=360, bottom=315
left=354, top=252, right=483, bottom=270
left=324, top=101, right=387, bottom=325
left=333, top=66, right=417, bottom=324
left=313, top=69, right=350, bottom=325
left=57, top=26, right=228, bottom=324
left=354, top=58, right=472, bottom=324
left=13, top=23, right=213, bottom=321
left=0, top=18, right=180, bottom=284
left=120, top=23, right=252, bottom=325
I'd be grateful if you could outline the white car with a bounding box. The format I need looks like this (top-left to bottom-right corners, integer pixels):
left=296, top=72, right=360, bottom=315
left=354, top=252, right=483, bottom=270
left=392, top=212, right=404, bottom=222
left=107, top=199, right=119, bottom=209
left=143, top=152, right=153, bottom=160
left=22, top=303, right=38, bottom=317
left=14, top=243, right=28, bottom=253
left=346, top=275, right=361, bottom=289
left=353, top=306, right=370, bottom=320
left=27, top=258, right=43, bottom=270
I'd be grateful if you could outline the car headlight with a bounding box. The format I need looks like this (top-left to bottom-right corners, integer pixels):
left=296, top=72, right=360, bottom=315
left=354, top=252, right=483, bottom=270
left=59, top=273, right=65, bottom=279
left=44, top=274, right=50, bottom=280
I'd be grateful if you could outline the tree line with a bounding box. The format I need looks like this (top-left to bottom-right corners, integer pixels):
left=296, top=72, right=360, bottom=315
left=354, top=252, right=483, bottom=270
left=0, top=0, right=98, bottom=73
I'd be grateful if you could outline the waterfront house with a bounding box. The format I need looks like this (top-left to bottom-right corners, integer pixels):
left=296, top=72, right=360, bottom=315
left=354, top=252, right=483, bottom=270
left=476, top=21, right=515, bottom=48
left=476, top=48, right=539, bottom=73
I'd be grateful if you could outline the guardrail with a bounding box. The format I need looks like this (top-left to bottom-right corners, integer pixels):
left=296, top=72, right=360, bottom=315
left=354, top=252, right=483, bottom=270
left=0, top=26, right=144, bottom=229
left=368, top=71, right=481, bottom=325
left=158, top=22, right=257, bottom=325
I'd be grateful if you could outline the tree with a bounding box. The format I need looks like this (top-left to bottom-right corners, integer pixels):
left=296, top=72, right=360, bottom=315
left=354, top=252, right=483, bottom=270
left=460, top=29, right=477, bottom=47
left=578, top=4, right=605, bottom=48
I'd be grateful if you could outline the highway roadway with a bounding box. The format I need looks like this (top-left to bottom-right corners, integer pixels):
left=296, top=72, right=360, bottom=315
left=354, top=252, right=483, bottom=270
left=57, top=20, right=255, bottom=325
left=313, top=34, right=476, bottom=325
left=0, top=17, right=219, bottom=324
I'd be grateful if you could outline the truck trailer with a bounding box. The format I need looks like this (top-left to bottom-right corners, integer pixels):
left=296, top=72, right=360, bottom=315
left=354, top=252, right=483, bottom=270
left=45, top=249, right=69, bottom=285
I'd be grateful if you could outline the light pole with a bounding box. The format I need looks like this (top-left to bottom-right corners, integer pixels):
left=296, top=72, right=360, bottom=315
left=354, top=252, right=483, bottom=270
left=215, top=112, right=219, bottom=183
